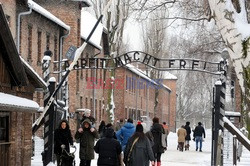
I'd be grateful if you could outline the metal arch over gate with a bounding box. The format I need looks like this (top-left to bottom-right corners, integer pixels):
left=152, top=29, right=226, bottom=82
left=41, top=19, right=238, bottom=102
left=53, top=51, right=224, bottom=75
left=53, top=50, right=228, bottom=165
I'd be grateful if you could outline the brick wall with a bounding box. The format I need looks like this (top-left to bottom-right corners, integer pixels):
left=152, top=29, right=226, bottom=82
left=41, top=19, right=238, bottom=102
left=162, top=79, right=177, bottom=131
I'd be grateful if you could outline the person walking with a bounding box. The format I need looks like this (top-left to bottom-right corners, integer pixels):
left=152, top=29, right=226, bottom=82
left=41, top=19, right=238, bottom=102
left=162, top=122, right=169, bottom=150
left=150, top=117, right=165, bottom=166
left=194, top=122, right=206, bottom=152
left=177, top=125, right=187, bottom=152
left=184, top=121, right=191, bottom=150
left=98, top=120, right=106, bottom=138
left=54, top=119, right=73, bottom=166
left=115, top=119, right=124, bottom=131
left=75, top=119, right=99, bottom=166
left=123, top=124, right=155, bottom=166
left=94, top=127, right=122, bottom=166
left=116, top=118, right=135, bottom=151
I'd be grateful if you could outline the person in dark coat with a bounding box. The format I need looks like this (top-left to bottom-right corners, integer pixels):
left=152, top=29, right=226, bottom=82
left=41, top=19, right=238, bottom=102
left=150, top=117, right=165, bottom=166
left=184, top=121, right=191, bottom=150
left=124, top=124, right=155, bottom=166
left=75, top=119, right=99, bottom=166
left=94, top=127, right=122, bottom=166
left=54, top=120, right=73, bottom=166
left=98, top=120, right=106, bottom=138
left=116, top=118, right=135, bottom=151
left=194, top=122, right=206, bottom=152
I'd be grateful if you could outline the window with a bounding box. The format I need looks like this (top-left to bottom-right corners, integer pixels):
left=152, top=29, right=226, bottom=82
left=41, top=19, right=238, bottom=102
left=85, top=97, right=88, bottom=109
left=28, top=25, right=33, bottom=62
left=37, top=30, right=42, bottom=64
left=0, top=112, right=9, bottom=143
left=90, top=98, right=93, bottom=111
left=80, top=53, right=83, bottom=79
left=54, top=36, right=58, bottom=62
left=95, top=99, right=97, bottom=119
left=99, top=100, right=101, bottom=120
left=80, top=96, right=83, bottom=108
left=46, top=33, right=50, bottom=50
left=77, top=19, right=80, bottom=47
left=76, top=70, right=80, bottom=92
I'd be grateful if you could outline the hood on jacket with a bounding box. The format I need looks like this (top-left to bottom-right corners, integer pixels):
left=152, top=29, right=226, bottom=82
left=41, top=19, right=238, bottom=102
left=58, top=119, right=70, bottom=130
left=123, top=122, right=135, bottom=129
left=82, top=118, right=91, bottom=126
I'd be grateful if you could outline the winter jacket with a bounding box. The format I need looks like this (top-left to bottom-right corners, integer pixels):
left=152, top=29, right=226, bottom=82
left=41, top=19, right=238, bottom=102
left=54, top=120, right=73, bottom=155
left=75, top=119, right=99, bottom=160
left=184, top=125, right=191, bottom=141
left=124, top=134, right=154, bottom=166
left=151, top=123, right=165, bottom=154
left=94, top=128, right=122, bottom=166
left=116, top=122, right=135, bottom=151
left=177, top=127, right=187, bottom=143
left=194, top=125, right=206, bottom=138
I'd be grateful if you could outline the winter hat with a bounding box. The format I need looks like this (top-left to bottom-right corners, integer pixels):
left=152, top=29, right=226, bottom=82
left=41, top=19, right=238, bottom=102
left=127, top=118, right=133, bottom=123
left=84, top=109, right=91, bottom=115
left=105, top=127, right=114, bottom=138
left=136, top=124, right=143, bottom=133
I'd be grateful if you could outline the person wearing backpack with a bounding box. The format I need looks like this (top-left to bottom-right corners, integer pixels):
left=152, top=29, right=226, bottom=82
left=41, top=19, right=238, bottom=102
left=123, top=124, right=155, bottom=166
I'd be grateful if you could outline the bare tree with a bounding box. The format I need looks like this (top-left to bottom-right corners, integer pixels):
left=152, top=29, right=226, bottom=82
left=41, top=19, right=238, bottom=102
left=90, top=0, right=132, bottom=122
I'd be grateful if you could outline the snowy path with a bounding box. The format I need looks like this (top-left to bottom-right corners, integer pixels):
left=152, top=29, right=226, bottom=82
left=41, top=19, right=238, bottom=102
left=238, top=147, right=250, bottom=166
left=32, top=130, right=212, bottom=166
left=161, top=130, right=211, bottom=166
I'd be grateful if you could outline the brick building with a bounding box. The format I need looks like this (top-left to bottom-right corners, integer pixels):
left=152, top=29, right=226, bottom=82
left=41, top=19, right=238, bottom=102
left=0, top=1, right=178, bottom=165
left=0, top=2, right=46, bottom=166
left=113, top=65, right=177, bottom=131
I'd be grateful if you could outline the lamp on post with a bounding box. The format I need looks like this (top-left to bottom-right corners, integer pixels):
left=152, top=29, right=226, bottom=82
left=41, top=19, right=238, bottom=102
left=220, top=49, right=229, bottom=77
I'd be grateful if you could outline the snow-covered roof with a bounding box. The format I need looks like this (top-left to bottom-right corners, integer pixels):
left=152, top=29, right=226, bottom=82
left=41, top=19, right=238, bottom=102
left=125, top=64, right=171, bottom=91
left=81, top=11, right=103, bottom=50
left=161, top=71, right=178, bottom=80
left=225, top=111, right=241, bottom=117
left=126, top=64, right=158, bottom=85
left=20, top=56, right=47, bottom=89
left=0, top=92, right=39, bottom=112
left=72, top=0, right=91, bottom=6
left=27, top=0, right=70, bottom=31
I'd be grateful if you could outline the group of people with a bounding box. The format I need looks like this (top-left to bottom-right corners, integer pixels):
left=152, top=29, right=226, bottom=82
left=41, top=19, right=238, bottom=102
left=177, top=121, right=206, bottom=152
left=54, top=109, right=169, bottom=166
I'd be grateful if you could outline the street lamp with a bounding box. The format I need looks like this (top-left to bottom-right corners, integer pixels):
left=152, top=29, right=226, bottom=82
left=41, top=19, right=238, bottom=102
left=220, top=49, right=229, bottom=78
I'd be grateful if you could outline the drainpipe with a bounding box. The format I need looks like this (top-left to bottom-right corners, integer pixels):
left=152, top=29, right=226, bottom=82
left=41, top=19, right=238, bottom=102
left=59, top=30, right=70, bottom=118
left=168, top=91, right=171, bottom=126
left=17, top=3, right=33, bottom=53
left=59, top=30, right=70, bottom=83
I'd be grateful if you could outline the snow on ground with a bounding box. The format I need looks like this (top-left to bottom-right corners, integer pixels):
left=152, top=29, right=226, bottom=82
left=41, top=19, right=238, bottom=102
left=32, top=129, right=213, bottom=166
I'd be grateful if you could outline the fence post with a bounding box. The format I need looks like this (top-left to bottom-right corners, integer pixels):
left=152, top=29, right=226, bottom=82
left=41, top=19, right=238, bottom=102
left=233, top=135, right=237, bottom=165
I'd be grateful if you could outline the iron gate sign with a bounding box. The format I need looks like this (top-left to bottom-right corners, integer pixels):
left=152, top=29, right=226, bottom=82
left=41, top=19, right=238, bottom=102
left=54, top=51, right=223, bottom=75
